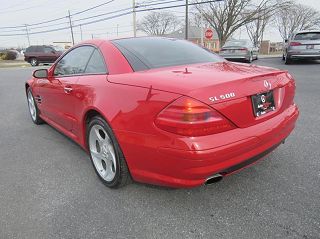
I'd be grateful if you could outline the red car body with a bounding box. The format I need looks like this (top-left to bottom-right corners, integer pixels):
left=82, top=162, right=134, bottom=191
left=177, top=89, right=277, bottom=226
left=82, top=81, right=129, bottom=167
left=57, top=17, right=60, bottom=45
left=26, top=38, right=299, bottom=188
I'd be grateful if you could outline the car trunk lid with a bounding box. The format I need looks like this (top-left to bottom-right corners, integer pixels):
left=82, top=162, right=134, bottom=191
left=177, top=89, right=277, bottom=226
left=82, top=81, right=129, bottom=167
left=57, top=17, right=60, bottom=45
left=108, top=62, right=295, bottom=127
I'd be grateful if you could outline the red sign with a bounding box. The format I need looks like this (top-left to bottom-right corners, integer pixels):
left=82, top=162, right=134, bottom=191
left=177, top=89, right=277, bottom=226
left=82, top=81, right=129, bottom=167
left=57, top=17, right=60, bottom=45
left=205, top=29, right=213, bottom=40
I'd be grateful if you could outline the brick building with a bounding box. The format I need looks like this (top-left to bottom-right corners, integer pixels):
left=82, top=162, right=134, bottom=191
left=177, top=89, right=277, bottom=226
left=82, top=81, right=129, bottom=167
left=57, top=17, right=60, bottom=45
left=166, top=26, right=220, bottom=52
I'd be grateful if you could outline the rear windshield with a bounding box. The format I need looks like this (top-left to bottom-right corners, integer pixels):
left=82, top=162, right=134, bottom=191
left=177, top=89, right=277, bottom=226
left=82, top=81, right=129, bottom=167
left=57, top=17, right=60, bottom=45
left=294, top=32, right=320, bottom=40
left=112, top=37, right=222, bottom=71
left=224, top=40, right=248, bottom=47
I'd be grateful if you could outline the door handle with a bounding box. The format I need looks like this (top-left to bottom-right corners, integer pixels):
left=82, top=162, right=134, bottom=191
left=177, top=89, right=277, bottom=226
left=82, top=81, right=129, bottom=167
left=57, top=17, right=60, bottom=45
left=64, top=86, right=73, bottom=94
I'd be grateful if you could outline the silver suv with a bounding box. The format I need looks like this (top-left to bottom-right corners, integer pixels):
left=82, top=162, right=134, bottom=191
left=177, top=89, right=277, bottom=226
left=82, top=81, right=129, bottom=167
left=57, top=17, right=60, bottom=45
left=283, top=30, right=320, bottom=64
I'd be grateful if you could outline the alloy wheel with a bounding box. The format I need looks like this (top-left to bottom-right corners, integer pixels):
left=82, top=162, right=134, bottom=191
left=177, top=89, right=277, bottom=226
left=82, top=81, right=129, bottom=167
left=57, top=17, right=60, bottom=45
left=27, top=91, right=37, bottom=121
left=30, top=58, right=38, bottom=66
left=89, top=125, right=117, bottom=182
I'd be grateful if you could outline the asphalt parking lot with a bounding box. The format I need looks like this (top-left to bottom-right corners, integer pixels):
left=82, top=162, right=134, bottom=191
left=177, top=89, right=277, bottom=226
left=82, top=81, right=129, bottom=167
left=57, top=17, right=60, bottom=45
left=0, top=58, right=319, bottom=239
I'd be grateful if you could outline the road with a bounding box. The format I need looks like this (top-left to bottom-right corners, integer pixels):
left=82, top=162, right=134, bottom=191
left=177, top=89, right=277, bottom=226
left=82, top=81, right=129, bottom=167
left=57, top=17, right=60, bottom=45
left=0, top=58, right=319, bottom=239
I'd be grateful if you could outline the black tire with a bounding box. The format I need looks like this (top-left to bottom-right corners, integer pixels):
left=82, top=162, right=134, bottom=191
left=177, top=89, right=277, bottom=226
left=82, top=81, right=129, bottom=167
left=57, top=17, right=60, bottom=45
left=27, top=88, right=44, bottom=125
left=285, top=54, right=292, bottom=65
left=255, top=54, right=259, bottom=60
left=282, top=54, right=285, bottom=61
left=246, top=53, right=253, bottom=63
left=87, top=116, right=131, bottom=188
left=30, top=58, right=39, bottom=67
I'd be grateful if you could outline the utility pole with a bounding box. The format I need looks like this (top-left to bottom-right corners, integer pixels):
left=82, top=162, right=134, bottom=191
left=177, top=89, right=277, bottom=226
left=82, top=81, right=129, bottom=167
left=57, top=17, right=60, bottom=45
left=80, top=24, right=83, bottom=41
left=133, top=0, right=137, bottom=37
left=91, top=34, right=94, bottom=39
left=185, top=0, right=188, bottom=40
left=25, top=24, right=30, bottom=46
left=67, top=10, right=75, bottom=45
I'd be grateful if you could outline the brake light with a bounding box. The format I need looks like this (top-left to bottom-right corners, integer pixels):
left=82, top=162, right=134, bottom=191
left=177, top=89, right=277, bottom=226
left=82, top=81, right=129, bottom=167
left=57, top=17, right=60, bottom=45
left=155, top=97, right=235, bottom=136
left=290, top=42, right=302, bottom=46
left=239, top=48, right=248, bottom=51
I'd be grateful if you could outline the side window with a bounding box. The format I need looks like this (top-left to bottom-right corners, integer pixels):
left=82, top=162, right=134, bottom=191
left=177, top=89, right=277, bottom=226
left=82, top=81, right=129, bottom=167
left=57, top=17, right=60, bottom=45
left=26, top=46, right=33, bottom=52
left=44, top=47, right=53, bottom=53
left=35, top=46, right=42, bottom=52
left=85, top=49, right=107, bottom=74
left=54, top=46, right=95, bottom=76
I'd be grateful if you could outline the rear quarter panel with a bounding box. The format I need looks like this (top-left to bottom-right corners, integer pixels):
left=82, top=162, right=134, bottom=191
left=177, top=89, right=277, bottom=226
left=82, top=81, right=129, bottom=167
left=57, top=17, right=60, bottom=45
left=73, top=75, right=181, bottom=150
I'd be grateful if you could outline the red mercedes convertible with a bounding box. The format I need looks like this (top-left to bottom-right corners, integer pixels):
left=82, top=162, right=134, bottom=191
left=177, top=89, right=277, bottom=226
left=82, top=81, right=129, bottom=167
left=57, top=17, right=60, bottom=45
left=26, top=37, right=299, bottom=188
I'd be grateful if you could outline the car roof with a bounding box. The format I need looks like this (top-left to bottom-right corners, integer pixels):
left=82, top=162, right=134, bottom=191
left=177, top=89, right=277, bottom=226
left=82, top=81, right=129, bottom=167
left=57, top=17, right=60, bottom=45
left=26, top=45, right=55, bottom=48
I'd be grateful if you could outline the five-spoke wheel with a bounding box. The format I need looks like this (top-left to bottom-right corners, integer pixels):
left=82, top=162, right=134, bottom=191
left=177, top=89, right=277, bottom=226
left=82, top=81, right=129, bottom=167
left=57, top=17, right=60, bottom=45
left=89, top=125, right=117, bottom=182
left=87, top=116, right=130, bottom=188
left=27, top=88, right=43, bottom=125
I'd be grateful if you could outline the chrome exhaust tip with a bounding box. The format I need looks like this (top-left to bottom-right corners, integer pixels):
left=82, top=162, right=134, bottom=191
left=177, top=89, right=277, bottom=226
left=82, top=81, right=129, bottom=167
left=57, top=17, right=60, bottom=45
left=205, top=173, right=223, bottom=185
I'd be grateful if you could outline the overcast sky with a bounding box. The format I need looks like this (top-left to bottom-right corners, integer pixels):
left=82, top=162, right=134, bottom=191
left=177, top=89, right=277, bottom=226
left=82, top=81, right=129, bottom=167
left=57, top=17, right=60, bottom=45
left=0, top=0, right=319, bottom=48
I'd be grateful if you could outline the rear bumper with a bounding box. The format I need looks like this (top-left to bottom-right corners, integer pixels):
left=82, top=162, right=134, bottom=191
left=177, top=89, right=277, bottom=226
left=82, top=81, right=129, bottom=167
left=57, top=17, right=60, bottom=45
left=221, top=55, right=249, bottom=61
left=116, top=105, right=299, bottom=188
left=288, top=52, right=320, bottom=60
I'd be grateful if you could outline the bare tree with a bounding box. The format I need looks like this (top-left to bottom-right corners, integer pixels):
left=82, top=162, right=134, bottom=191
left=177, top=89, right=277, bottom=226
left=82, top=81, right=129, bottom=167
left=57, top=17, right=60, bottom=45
left=190, top=12, right=207, bottom=28
left=137, top=12, right=181, bottom=36
left=194, top=0, right=281, bottom=46
left=275, top=1, right=320, bottom=40
left=245, top=9, right=271, bottom=47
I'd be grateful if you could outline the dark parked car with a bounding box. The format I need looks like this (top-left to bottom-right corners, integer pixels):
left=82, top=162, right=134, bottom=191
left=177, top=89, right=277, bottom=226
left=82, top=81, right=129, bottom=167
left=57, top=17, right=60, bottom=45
left=24, top=45, right=64, bottom=66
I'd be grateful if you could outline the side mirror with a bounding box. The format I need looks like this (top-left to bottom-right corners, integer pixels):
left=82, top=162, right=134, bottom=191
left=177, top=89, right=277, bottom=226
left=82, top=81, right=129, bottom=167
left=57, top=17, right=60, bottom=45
left=33, top=69, right=48, bottom=79
left=284, top=39, right=288, bottom=43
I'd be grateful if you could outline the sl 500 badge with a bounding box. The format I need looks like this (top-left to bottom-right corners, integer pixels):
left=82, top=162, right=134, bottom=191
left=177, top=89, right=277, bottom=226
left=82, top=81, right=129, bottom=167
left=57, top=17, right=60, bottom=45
left=209, top=92, right=236, bottom=103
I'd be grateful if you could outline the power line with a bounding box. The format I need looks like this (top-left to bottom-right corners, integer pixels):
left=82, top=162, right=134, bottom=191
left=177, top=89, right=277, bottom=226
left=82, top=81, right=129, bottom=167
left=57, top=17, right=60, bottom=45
left=0, top=0, right=223, bottom=37
left=137, top=0, right=168, bottom=5
left=0, top=0, right=31, bottom=11
left=71, top=0, right=115, bottom=16
left=72, top=7, right=132, bottom=23
left=0, top=1, right=52, bottom=15
left=0, top=0, right=186, bottom=31
left=72, top=11, right=133, bottom=29
left=0, top=10, right=134, bottom=37
left=135, top=0, right=224, bottom=13
left=28, top=21, right=70, bottom=31
left=0, top=0, right=117, bottom=29
left=136, top=0, right=184, bottom=8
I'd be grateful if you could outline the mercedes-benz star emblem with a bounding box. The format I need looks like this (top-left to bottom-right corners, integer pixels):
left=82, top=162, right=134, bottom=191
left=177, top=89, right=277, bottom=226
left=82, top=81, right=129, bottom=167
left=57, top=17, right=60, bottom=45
left=264, top=80, right=272, bottom=90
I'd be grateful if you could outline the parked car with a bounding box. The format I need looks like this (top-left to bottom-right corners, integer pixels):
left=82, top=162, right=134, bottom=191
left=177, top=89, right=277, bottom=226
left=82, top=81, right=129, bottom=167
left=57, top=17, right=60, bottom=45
left=219, top=39, right=259, bottom=63
left=0, top=49, right=18, bottom=60
left=25, top=37, right=299, bottom=188
left=283, top=30, right=320, bottom=64
left=24, top=45, right=64, bottom=66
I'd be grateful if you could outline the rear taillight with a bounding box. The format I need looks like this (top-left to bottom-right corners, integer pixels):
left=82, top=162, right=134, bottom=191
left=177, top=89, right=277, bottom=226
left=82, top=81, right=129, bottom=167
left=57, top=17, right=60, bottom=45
left=155, top=97, right=235, bottom=136
left=239, top=48, right=248, bottom=51
left=290, top=42, right=302, bottom=46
